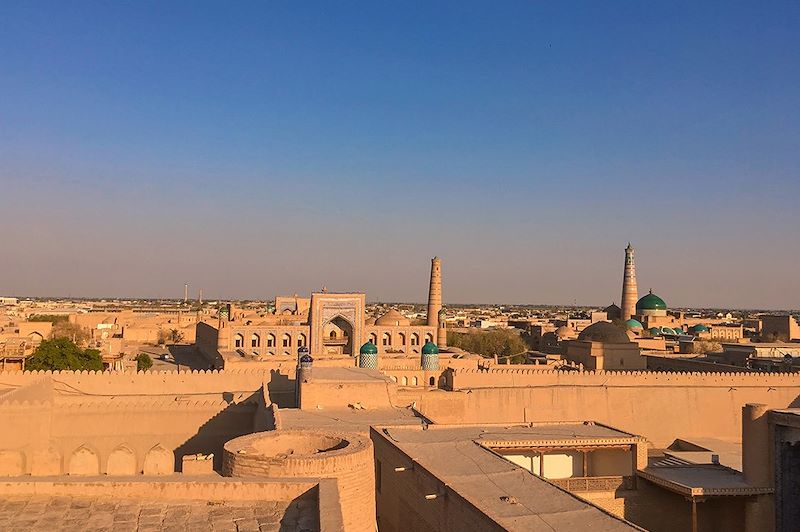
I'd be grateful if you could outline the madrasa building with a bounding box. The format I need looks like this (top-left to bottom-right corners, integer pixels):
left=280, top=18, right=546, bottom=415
left=197, top=257, right=449, bottom=367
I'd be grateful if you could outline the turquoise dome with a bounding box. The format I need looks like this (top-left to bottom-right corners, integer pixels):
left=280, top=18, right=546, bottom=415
left=661, top=327, right=676, bottom=335
left=691, top=324, right=709, bottom=333
left=360, top=341, right=378, bottom=355
left=636, top=290, right=667, bottom=312
left=648, top=327, right=661, bottom=335
left=421, top=341, right=439, bottom=355
left=625, top=319, right=643, bottom=330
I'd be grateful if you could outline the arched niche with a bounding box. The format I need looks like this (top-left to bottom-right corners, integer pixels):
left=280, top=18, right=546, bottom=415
left=106, top=445, right=137, bottom=476
left=68, top=445, right=100, bottom=476
left=142, top=444, right=174, bottom=475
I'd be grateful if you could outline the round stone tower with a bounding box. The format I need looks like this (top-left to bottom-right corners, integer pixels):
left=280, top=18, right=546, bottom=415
left=223, top=430, right=375, bottom=532
left=421, top=341, right=439, bottom=371
left=621, top=244, right=639, bottom=321
left=358, top=341, right=378, bottom=369
left=427, top=257, right=442, bottom=329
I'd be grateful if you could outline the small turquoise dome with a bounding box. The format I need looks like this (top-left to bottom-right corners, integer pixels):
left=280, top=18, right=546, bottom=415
left=691, top=324, right=709, bottom=333
left=636, top=290, right=667, bottom=312
left=648, top=327, right=661, bottom=335
left=661, top=327, right=676, bottom=335
left=360, top=341, right=378, bottom=355
left=421, top=341, right=439, bottom=355
left=673, top=327, right=684, bottom=335
left=625, top=319, right=643, bottom=330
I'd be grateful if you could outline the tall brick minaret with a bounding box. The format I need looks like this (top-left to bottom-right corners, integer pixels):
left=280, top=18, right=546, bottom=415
left=621, top=243, right=638, bottom=321
left=427, top=257, right=442, bottom=329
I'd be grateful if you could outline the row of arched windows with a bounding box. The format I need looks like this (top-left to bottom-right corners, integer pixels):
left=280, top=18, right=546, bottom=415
left=388, top=375, right=436, bottom=386
left=369, top=331, right=433, bottom=347
left=234, top=332, right=307, bottom=349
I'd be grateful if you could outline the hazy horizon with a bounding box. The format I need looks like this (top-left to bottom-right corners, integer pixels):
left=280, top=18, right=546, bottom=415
left=1, top=2, right=798, bottom=309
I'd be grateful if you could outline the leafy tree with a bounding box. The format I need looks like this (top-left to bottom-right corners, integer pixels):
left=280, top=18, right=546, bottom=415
left=28, top=314, right=69, bottom=323
left=692, top=340, right=722, bottom=355
left=136, top=353, right=153, bottom=371
left=448, top=329, right=529, bottom=363
left=50, top=321, right=90, bottom=345
left=157, top=328, right=185, bottom=345
left=26, top=338, right=103, bottom=371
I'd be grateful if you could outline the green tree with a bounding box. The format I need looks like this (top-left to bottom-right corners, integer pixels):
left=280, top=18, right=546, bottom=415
left=28, top=314, right=69, bottom=323
left=136, top=353, right=153, bottom=371
left=447, top=329, right=529, bottom=363
left=50, top=321, right=90, bottom=345
left=26, top=338, right=103, bottom=371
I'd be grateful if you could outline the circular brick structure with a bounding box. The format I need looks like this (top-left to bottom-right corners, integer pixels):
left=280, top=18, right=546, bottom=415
left=223, top=430, right=374, bottom=532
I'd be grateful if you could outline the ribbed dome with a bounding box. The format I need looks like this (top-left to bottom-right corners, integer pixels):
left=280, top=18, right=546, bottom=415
left=375, top=309, right=410, bottom=326
left=421, top=341, right=439, bottom=355
left=555, top=326, right=572, bottom=338
left=625, top=319, right=643, bottom=330
left=636, top=290, right=667, bottom=312
left=360, top=341, right=378, bottom=355
left=577, top=321, right=630, bottom=343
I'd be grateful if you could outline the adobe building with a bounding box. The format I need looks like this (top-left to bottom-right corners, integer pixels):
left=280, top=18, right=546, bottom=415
left=197, top=258, right=446, bottom=365
left=563, top=321, right=646, bottom=370
left=760, top=315, right=800, bottom=342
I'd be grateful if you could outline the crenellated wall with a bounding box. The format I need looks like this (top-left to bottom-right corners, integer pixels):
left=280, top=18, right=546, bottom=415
left=0, top=369, right=274, bottom=476
left=421, top=368, right=800, bottom=447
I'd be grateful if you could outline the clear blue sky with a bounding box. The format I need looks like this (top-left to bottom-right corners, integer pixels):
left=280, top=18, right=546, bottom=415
left=1, top=1, right=798, bottom=309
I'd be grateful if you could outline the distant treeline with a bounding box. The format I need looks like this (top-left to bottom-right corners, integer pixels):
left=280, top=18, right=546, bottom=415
left=28, top=314, right=70, bottom=323
left=447, top=329, right=529, bottom=363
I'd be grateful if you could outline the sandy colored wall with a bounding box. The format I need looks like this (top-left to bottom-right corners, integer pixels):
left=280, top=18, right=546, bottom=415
left=0, top=369, right=273, bottom=475
left=0, top=399, right=259, bottom=475
left=424, top=369, right=800, bottom=446
left=371, top=427, right=506, bottom=532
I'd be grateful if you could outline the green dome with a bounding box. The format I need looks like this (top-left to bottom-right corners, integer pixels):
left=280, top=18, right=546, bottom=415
left=648, top=327, right=661, bottom=335
left=636, top=291, right=667, bottom=312
left=691, top=324, right=709, bottom=333
left=360, top=341, right=378, bottom=355
left=421, top=341, right=439, bottom=355
left=673, top=327, right=684, bottom=335
left=625, top=319, right=643, bottom=330
left=661, top=327, right=676, bottom=335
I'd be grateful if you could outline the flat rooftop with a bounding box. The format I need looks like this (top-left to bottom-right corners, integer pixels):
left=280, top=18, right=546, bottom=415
left=280, top=406, right=422, bottom=434
left=374, top=423, right=641, bottom=531
left=640, top=458, right=772, bottom=497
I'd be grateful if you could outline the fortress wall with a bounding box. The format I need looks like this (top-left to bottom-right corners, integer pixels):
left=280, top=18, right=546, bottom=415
left=0, top=368, right=269, bottom=396
left=0, top=478, right=317, bottom=501
left=644, top=355, right=750, bottom=373
left=0, top=397, right=259, bottom=476
left=0, top=376, right=53, bottom=403
left=422, top=369, right=800, bottom=447
left=448, top=368, right=800, bottom=389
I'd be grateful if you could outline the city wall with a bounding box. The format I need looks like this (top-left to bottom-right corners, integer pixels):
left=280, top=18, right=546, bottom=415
left=0, top=368, right=270, bottom=398
left=0, top=369, right=277, bottom=475
left=425, top=369, right=800, bottom=446
left=644, top=355, right=749, bottom=373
